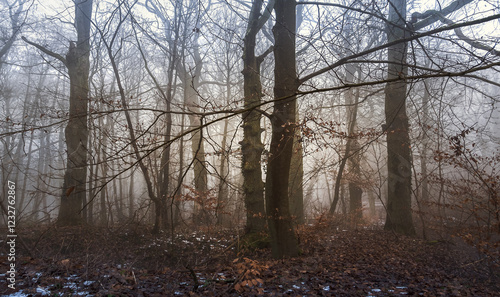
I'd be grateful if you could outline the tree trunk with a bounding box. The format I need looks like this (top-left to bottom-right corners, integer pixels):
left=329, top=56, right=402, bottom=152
left=18, top=113, right=35, bottom=213
left=289, top=111, right=304, bottom=225
left=368, top=190, right=376, bottom=219
left=240, top=0, right=275, bottom=234
left=383, top=0, right=415, bottom=235
left=32, top=128, right=46, bottom=221
left=98, top=120, right=108, bottom=226
left=420, top=80, right=431, bottom=214
left=346, top=68, right=363, bottom=222
left=57, top=0, right=93, bottom=226
left=183, top=70, right=209, bottom=224
left=348, top=140, right=363, bottom=222
left=266, top=0, right=299, bottom=258
left=176, top=27, right=209, bottom=225
left=173, top=113, right=186, bottom=229
left=87, top=112, right=95, bottom=225
left=129, top=161, right=135, bottom=219
left=217, top=117, right=230, bottom=227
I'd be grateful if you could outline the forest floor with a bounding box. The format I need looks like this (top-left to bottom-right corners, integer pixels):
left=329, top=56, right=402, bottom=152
left=0, top=221, right=499, bottom=296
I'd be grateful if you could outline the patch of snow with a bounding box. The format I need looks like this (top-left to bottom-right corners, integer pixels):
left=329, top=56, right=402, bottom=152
left=323, top=285, right=331, bottom=291
left=3, top=291, right=29, bottom=297
left=372, top=288, right=382, bottom=292
left=83, top=280, right=95, bottom=286
left=36, top=288, right=50, bottom=295
left=32, top=272, right=43, bottom=282
left=63, top=282, right=78, bottom=290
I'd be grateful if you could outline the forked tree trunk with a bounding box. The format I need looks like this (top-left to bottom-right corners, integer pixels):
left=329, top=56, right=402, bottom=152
left=241, top=0, right=274, bottom=234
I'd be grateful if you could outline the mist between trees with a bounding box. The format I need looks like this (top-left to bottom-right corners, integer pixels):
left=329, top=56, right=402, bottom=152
left=0, top=0, right=499, bottom=258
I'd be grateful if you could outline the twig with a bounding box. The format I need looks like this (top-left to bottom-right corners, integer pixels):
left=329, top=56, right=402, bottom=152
left=187, top=266, right=199, bottom=291
left=222, top=268, right=247, bottom=295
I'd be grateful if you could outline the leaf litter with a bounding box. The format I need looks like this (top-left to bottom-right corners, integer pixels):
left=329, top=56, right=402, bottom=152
left=0, top=223, right=498, bottom=296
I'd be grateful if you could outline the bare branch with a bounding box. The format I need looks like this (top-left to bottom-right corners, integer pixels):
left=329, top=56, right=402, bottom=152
left=256, top=45, right=274, bottom=64
left=21, top=36, right=67, bottom=67
left=298, top=13, right=500, bottom=85
left=412, top=0, right=473, bottom=31
left=437, top=14, right=500, bottom=57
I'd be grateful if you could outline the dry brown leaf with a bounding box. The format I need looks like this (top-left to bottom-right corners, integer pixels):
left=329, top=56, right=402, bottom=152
left=60, top=259, right=70, bottom=267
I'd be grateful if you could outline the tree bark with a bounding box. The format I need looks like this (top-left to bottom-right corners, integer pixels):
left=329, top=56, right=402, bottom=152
left=175, top=23, right=209, bottom=224
left=57, top=0, right=93, bottom=226
left=216, top=117, right=230, bottom=226
left=289, top=111, right=304, bottom=225
left=241, top=0, right=274, bottom=234
left=182, top=67, right=209, bottom=224
left=346, top=69, right=363, bottom=222
left=266, top=0, right=299, bottom=258
left=383, top=0, right=415, bottom=235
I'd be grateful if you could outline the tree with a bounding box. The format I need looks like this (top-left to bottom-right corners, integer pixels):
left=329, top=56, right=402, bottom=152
left=383, top=0, right=473, bottom=235
left=266, top=0, right=300, bottom=258
left=289, top=115, right=304, bottom=224
left=383, top=0, right=415, bottom=235
left=0, top=0, right=28, bottom=70
left=241, top=0, right=275, bottom=234
left=23, top=0, right=93, bottom=226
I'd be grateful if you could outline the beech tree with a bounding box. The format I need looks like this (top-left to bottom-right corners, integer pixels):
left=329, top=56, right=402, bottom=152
left=383, top=0, right=473, bottom=235
left=266, top=0, right=300, bottom=258
left=23, top=0, right=93, bottom=226
left=241, top=0, right=275, bottom=234
left=382, top=0, right=416, bottom=235
left=3, top=0, right=498, bottom=263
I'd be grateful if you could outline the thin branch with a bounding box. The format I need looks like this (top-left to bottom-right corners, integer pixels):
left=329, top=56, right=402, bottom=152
left=298, top=13, right=500, bottom=85
left=21, top=36, right=67, bottom=67
left=256, top=45, right=274, bottom=64
left=412, top=0, right=473, bottom=31
left=437, top=14, right=500, bottom=56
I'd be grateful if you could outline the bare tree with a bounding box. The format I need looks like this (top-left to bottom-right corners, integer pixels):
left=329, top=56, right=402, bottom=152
left=241, top=0, right=275, bottom=234
left=266, top=0, right=300, bottom=258
left=23, top=0, right=93, bottom=226
left=0, top=0, right=29, bottom=70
